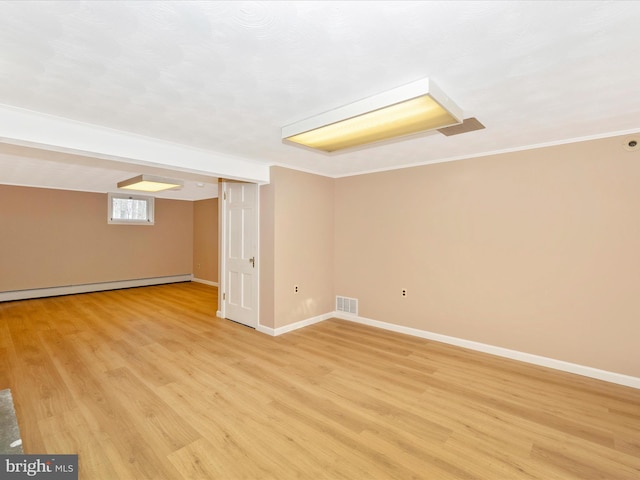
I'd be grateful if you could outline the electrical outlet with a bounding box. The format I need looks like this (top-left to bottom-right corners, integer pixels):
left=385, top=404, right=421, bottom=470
left=294, top=285, right=299, bottom=293
left=402, top=289, right=407, bottom=297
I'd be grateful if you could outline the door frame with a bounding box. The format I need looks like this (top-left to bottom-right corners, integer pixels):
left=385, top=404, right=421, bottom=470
left=217, top=180, right=260, bottom=328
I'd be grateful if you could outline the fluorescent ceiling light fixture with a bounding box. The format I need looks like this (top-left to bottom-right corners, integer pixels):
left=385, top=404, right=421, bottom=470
left=117, top=174, right=183, bottom=192
left=282, top=78, right=463, bottom=153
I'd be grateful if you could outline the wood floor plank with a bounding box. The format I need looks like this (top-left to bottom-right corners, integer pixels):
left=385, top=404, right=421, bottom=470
left=41, top=329, right=182, bottom=479
left=530, top=443, right=640, bottom=480
left=1, top=282, right=639, bottom=479
left=37, top=408, right=121, bottom=479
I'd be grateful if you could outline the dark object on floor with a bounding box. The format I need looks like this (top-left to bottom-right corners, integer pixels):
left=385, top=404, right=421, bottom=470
left=0, top=389, right=23, bottom=454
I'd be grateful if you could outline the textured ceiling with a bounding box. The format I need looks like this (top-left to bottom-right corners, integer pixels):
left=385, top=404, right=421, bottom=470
left=1, top=1, right=640, bottom=199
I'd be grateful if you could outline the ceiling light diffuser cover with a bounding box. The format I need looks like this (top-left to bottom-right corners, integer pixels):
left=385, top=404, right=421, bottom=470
left=117, top=174, right=183, bottom=192
left=282, top=78, right=463, bottom=153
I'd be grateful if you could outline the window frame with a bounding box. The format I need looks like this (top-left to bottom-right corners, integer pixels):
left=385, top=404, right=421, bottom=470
left=108, top=192, right=155, bottom=225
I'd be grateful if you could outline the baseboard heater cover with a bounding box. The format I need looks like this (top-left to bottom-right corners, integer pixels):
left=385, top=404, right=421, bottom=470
left=0, top=274, right=193, bottom=302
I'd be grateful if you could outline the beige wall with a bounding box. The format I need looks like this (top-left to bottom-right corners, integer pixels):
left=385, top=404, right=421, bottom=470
left=260, top=167, right=334, bottom=329
left=259, top=180, right=276, bottom=328
left=335, top=134, right=640, bottom=377
left=193, top=198, right=218, bottom=283
left=4, top=133, right=638, bottom=379
left=0, top=185, right=193, bottom=291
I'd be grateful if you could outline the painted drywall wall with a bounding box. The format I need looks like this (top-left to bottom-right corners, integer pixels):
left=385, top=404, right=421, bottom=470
left=334, top=134, right=640, bottom=378
left=0, top=185, right=193, bottom=291
left=259, top=180, right=276, bottom=329
left=193, top=198, right=218, bottom=283
left=260, top=167, right=334, bottom=329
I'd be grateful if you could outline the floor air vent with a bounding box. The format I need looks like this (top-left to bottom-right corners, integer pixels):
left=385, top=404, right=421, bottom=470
left=336, top=296, right=358, bottom=315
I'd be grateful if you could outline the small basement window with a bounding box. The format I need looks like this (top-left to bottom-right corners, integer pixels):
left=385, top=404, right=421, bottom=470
left=108, top=193, right=154, bottom=225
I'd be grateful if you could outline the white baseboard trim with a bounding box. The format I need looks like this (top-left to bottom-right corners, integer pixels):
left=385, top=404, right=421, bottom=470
left=256, top=325, right=275, bottom=335
left=192, top=278, right=219, bottom=287
left=334, top=312, right=640, bottom=390
left=0, top=275, right=193, bottom=302
left=257, top=312, right=335, bottom=337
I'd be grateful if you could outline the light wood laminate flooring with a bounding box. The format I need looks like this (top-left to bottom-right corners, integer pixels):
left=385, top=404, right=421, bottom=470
left=1, top=282, right=639, bottom=479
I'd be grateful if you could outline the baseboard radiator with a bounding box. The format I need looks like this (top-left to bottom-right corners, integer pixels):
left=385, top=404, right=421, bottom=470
left=0, top=274, right=193, bottom=302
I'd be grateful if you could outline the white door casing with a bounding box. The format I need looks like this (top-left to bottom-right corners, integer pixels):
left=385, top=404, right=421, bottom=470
left=220, top=181, right=259, bottom=328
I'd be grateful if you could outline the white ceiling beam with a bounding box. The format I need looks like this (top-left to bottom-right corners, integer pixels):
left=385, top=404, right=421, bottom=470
left=0, top=104, right=270, bottom=185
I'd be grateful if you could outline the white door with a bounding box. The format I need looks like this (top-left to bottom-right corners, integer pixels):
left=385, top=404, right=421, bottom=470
left=222, top=181, right=259, bottom=327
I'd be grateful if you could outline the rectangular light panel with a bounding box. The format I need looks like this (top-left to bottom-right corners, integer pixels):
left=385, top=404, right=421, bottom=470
left=282, top=78, right=463, bottom=153
left=117, top=174, right=183, bottom=192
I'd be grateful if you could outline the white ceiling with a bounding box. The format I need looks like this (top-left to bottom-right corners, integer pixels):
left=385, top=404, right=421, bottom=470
left=1, top=1, right=640, bottom=200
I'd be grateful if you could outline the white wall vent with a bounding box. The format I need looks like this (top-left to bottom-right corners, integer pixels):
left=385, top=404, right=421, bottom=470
left=336, top=296, right=358, bottom=315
